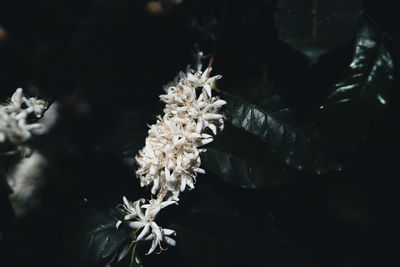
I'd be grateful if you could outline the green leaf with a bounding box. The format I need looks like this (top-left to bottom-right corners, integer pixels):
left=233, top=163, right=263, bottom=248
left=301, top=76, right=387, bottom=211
left=315, top=21, right=395, bottom=153
left=201, top=122, right=295, bottom=188
left=202, top=146, right=294, bottom=189
left=217, top=81, right=341, bottom=174
left=275, top=0, right=364, bottom=64
left=67, top=202, right=133, bottom=267
left=112, top=241, right=143, bottom=267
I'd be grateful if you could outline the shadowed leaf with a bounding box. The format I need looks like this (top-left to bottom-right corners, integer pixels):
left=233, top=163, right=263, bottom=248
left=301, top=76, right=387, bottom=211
left=275, top=0, right=364, bottom=64
left=202, top=147, right=294, bottom=189
left=67, top=202, right=133, bottom=267
left=216, top=81, right=341, bottom=174
left=315, top=21, right=395, bottom=153
left=112, top=241, right=143, bottom=267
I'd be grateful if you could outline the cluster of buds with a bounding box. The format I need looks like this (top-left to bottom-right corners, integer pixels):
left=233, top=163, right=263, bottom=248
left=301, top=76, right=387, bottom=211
left=0, top=88, right=47, bottom=144
left=117, top=62, right=226, bottom=255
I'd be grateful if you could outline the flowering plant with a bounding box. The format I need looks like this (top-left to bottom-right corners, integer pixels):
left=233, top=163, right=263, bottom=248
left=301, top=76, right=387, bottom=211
left=0, top=88, right=47, bottom=144
left=116, top=62, right=226, bottom=256
left=1, top=1, right=398, bottom=267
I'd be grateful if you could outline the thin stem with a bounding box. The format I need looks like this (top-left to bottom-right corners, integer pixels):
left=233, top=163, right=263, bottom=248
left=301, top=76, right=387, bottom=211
left=130, top=242, right=139, bottom=267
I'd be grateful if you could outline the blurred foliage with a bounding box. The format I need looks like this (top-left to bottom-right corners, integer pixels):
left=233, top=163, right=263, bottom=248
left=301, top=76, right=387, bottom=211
left=315, top=21, right=395, bottom=154
left=1, top=0, right=400, bottom=267
left=65, top=202, right=140, bottom=267
left=275, top=0, right=364, bottom=64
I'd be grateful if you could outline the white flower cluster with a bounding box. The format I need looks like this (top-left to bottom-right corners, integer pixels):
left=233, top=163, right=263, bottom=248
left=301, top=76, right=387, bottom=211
left=137, top=65, right=226, bottom=200
left=0, top=88, right=47, bottom=143
left=117, top=64, right=226, bottom=255
left=117, top=195, right=177, bottom=255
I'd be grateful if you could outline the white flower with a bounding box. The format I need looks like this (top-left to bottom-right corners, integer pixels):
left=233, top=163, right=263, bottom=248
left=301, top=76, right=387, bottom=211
left=117, top=61, right=226, bottom=257
left=118, top=196, right=143, bottom=222
left=135, top=65, right=226, bottom=200
left=142, top=227, right=176, bottom=255
left=136, top=115, right=209, bottom=200
left=116, top=196, right=177, bottom=255
left=0, top=88, right=47, bottom=143
left=160, top=67, right=225, bottom=135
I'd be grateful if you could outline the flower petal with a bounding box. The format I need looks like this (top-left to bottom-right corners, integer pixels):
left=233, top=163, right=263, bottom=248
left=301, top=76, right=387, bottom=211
left=136, top=224, right=150, bottom=241
left=204, top=113, right=223, bottom=120
left=162, top=228, right=176, bottom=236
left=124, top=214, right=136, bottom=221
left=203, top=84, right=212, bottom=98
left=128, top=221, right=145, bottom=229
left=194, top=168, right=205, bottom=174
left=160, top=200, right=178, bottom=209
left=200, top=138, right=213, bottom=146
left=208, top=123, right=217, bottom=135
left=213, top=99, right=227, bottom=107
left=151, top=222, right=163, bottom=241
left=165, top=236, right=176, bottom=246
left=146, top=239, right=158, bottom=255
left=122, top=196, right=130, bottom=207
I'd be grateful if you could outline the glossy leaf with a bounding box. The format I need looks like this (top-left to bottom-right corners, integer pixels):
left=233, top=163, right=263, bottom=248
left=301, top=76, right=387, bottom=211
left=202, top=147, right=294, bottom=189
left=315, top=21, right=395, bottom=153
left=112, top=242, right=143, bottom=267
left=68, top=202, right=133, bottom=267
left=275, top=0, right=364, bottom=63
left=201, top=122, right=295, bottom=188
left=217, top=81, right=341, bottom=173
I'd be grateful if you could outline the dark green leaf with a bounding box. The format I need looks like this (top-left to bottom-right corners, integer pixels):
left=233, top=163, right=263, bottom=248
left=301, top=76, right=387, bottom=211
left=202, top=123, right=295, bottom=188
left=202, top=147, right=294, bottom=189
left=217, top=81, right=341, bottom=174
left=275, top=0, right=364, bottom=64
left=112, top=242, right=143, bottom=267
left=315, top=21, right=395, bottom=153
left=67, top=202, right=133, bottom=267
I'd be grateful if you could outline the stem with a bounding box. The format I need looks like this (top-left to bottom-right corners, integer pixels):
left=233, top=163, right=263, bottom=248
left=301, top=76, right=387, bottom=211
left=208, top=56, right=214, bottom=69
left=130, top=242, right=139, bottom=267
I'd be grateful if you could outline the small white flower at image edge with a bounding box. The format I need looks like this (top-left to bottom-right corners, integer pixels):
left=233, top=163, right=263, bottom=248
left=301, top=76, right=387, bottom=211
left=116, top=196, right=177, bottom=255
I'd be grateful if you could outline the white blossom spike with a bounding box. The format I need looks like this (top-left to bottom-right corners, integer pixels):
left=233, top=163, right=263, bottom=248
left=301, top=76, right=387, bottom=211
left=135, top=64, right=225, bottom=198
left=118, top=61, right=226, bottom=256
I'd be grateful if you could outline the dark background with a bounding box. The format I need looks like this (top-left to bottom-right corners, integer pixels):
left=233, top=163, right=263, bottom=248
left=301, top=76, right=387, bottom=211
left=1, top=0, right=399, bottom=266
